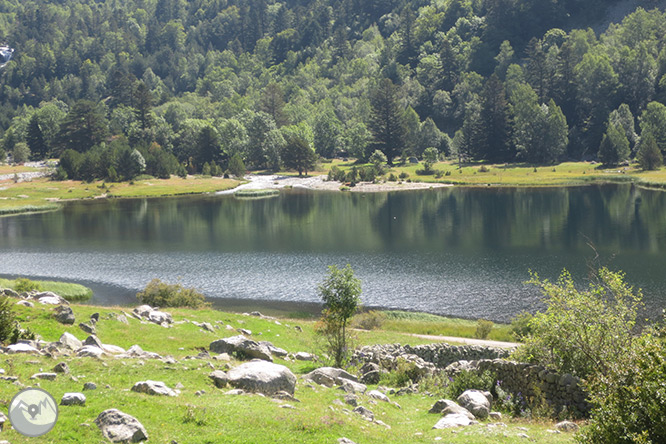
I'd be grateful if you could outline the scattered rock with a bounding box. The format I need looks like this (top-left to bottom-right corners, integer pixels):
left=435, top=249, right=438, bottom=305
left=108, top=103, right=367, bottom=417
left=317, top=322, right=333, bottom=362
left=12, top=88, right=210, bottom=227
left=555, top=421, right=579, bottom=433
left=125, top=345, right=162, bottom=360
left=53, top=305, right=76, bottom=325
left=79, top=322, right=96, bottom=334
left=61, top=393, right=86, bottom=406
left=432, top=413, right=475, bottom=429
left=95, top=409, right=148, bottom=443
left=17, top=300, right=34, bottom=308
left=237, top=328, right=252, bottom=335
left=489, top=411, right=502, bottom=421
left=367, top=389, right=390, bottom=402
left=133, top=305, right=173, bottom=326
left=225, top=389, right=245, bottom=395
left=359, top=362, right=381, bottom=384
left=260, top=341, right=288, bottom=357
left=83, top=382, right=97, bottom=391
left=209, top=370, right=229, bottom=388
left=117, top=314, right=129, bottom=325
left=209, top=335, right=273, bottom=361
left=31, top=372, right=57, bottom=380
left=340, top=380, right=367, bottom=394
left=457, top=390, right=492, bottom=419
left=303, top=367, right=358, bottom=387
left=294, top=352, right=315, bottom=361
left=59, top=332, right=83, bottom=350
left=338, top=438, right=357, bottom=444
left=36, top=292, right=68, bottom=305
left=6, top=343, right=39, bottom=354
left=344, top=394, right=358, bottom=407
left=76, top=345, right=104, bottom=358
left=83, top=335, right=104, bottom=349
left=429, top=399, right=473, bottom=420
left=90, top=312, right=100, bottom=322
left=352, top=406, right=374, bottom=421
left=131, top=380, right=178, bottom=397
left=102, top=344, right=126, bottom=355
left=3, top=288, right=18, bottom=298
left=226, top=360, right=297, bottom=396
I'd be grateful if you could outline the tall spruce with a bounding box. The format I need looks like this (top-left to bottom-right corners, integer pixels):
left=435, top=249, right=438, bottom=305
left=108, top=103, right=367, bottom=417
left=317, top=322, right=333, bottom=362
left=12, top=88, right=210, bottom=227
left=368, top=78, right=406, bottom=166
left=478, top=74, right=513, bottom=162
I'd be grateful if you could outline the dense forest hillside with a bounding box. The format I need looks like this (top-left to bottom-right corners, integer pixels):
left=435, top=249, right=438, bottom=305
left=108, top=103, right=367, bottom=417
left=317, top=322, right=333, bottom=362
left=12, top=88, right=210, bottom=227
left=0, top=0, right=665, bottom=178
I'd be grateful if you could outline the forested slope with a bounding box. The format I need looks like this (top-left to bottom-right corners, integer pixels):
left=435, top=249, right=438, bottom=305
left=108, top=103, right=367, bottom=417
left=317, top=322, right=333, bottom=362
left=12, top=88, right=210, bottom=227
left=0, top=0, right=665, bottom=179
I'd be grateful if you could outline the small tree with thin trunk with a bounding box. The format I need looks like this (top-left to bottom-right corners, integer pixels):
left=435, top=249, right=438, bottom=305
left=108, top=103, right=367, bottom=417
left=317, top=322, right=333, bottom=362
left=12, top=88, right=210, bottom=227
left=316, top=264, right=361, bottom=367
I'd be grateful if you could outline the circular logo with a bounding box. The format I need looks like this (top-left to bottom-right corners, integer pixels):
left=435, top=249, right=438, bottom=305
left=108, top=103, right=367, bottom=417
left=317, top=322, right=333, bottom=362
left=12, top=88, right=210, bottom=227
left=8, top=388, right=58, bottom=437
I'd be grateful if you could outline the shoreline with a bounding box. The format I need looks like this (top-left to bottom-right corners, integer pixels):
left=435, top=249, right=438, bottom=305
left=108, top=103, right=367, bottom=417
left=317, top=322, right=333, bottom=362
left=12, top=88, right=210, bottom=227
left=0, top=273, right=510, bottom=323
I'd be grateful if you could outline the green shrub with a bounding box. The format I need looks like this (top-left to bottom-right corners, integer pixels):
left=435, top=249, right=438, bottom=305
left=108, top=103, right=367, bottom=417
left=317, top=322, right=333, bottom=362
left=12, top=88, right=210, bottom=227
left=351, top=310, right=386, bottom=330
left=579, top=330, right=666, bottom=444
left=398, top=172, right=409, bottom=179
left=0, top=296, right=35, bottom=344
left=380, top=358, right=422, bottom=387
left=510, top=311, right=534, bottom=341
left=513, top=268, right=642, bottom=379
left=479, top=165, right=490, bottom=173
left=447, top=370, right=495, bottom=399
left=475, top=319, right=493, bottom=339
left=387, top=173, right=397, bottom=182
left=14, top=278, right=42, bottom=293
left=137, top=279, right=209, bottom=308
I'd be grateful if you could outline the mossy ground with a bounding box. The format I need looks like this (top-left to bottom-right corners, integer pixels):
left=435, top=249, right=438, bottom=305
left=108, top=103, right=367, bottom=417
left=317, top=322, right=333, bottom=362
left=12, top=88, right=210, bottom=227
left=0, top=302, right=576, bottom=443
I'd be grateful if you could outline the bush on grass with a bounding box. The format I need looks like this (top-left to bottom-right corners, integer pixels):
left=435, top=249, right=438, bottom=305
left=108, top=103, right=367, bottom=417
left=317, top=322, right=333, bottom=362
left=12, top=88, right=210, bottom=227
left=137, top=279, right=209, bottom=308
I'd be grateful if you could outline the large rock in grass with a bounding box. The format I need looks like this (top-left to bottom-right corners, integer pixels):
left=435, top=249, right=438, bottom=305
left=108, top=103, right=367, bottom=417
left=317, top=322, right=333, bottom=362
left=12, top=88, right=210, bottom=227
left=54, top=305, right=75, bottom=324
left=209, top=335, right=273, bottom=361
left=36, top=292, right=68, bottom=305
left=131, top=380, right=178, bottom=397
left=303, top=367, right=358, bottom=387
left=429, top=399, right=474, bottom=420
left=59, top=332, right=82, bottom=349
left=457, top=390, right=492, bottom=420
left=432, top=413, right=475, bottom=429
left=226, top=360, right=297, bottom=396
left=95, top=409, right=148, bottom=443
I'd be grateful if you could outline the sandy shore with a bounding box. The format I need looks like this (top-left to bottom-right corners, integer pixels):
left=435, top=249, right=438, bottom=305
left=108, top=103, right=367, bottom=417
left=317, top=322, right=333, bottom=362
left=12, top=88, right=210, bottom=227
left=217, top=174, right=452, bottom=194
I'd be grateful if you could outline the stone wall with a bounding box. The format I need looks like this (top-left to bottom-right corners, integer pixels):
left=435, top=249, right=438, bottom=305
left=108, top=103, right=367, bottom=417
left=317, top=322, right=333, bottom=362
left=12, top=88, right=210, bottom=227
left=467, top=359, right=590, bottom=418
left=352, top=343, right=590, bottom=418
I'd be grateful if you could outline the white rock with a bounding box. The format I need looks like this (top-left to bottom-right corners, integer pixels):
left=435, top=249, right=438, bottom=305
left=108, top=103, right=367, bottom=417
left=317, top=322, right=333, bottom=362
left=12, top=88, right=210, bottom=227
left=432, top=413, right=474, bottom=429
left=76, top=345, right=104, bottom=358
left=95, top=409, right=148, bottom=443
left=226, top=361, right=297, bottom=396
left=367, top=390, right=390, bottom=402
left=59, top=332, right=83, bottom=349
left=131, top=380, right=178, bottom=397
left=6, top=343, right=39, bottom=354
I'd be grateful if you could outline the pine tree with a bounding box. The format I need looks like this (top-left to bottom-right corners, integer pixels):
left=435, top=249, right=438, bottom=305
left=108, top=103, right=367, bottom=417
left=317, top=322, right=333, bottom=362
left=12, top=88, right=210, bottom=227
left=368, top=78, right=406, bottom=166
left=478, top=74, right=513, bottom=162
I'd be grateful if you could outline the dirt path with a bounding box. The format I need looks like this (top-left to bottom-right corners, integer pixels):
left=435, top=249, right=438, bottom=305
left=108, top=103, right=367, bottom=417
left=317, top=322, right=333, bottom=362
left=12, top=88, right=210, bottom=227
left=409, top=333, right=519, bottom=349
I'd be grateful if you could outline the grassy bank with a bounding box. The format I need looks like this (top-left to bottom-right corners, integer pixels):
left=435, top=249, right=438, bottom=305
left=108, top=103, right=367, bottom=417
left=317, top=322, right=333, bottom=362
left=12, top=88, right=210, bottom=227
left=381, top=311, right=514, bottom=342
left=0, top=278, right=93, bottom=301
left=234, top=188, right=280, bottom=198
left=0, top=176, right=241, bottom=215
left=0, top=301, right=574, bottom=444
left=320, top=160, right=645, bottom=187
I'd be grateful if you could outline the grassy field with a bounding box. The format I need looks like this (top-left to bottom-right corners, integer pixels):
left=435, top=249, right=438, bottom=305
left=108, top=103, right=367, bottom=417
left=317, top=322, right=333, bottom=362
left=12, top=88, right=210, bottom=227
left=321, top=159, right=642, bottom=187
left=381, top=311, right=514, bottom=342
left=0, top=301, right=578, bottom=444
left=0, top=176, right=241, bottom=214
left=0, top=278, right=92, bottom=301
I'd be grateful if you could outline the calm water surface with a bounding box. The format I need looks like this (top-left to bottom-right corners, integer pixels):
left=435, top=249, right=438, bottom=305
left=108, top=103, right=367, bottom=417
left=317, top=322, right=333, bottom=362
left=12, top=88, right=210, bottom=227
left=1, top=184, right=665, bottom=322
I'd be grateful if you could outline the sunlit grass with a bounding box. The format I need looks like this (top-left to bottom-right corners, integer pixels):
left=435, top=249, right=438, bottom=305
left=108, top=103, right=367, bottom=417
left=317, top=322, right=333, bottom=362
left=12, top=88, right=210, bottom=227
left=0, top=176, right=241, bottom=214
left=0, top=278, right=93, bottom=301
left=0, top=302, right=574, bottom=444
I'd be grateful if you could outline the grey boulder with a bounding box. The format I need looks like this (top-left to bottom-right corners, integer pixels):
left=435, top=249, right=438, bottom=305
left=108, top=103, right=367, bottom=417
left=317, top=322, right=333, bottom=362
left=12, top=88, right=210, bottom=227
left=59, top=332, right=83, bottom=350
left=95, top=409, right=148, bottom=443
left=457, top=390, right=492, bottom=419
left=131, top=380, right=178, bottom=397
left=226, top=360, right=297, bottom=396
left=54, top=305, right=75, bottom=324
left=432, top=413, right=475, bottom=429
left=61, top=393, right=86, bottom=406
left=303, top=367, right=358, bottom=387
left=209, top=335, right=273, bottom=361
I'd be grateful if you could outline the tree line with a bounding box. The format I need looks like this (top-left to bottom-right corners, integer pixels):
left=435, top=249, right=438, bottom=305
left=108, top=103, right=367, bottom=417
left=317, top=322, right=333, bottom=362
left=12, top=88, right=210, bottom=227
left=0, top=0, right=665, bottom=178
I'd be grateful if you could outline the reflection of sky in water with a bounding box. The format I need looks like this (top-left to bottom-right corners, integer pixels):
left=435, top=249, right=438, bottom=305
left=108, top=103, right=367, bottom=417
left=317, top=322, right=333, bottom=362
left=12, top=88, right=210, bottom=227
left=1, top=185, right=665, bottom=322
